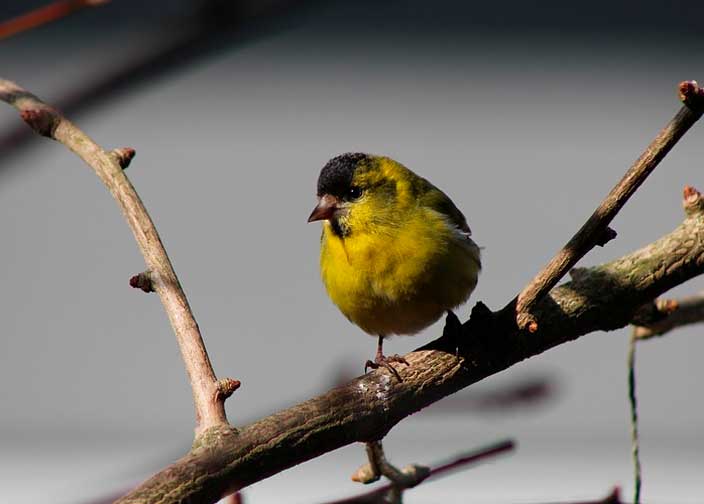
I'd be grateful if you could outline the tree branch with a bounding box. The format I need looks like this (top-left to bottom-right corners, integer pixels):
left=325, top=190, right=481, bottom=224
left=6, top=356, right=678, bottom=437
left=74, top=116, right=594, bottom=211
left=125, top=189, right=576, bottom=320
left=5, top=77, right=701, bottom=503
left=514, top=80, right=704, bottom=332
left=115, top=185, right=704, bottom=503
left=0, top=78, right=237, bottom=435
left=633, top=291, right=704, bottom=340
left=326, top=440, right=515, bottom=504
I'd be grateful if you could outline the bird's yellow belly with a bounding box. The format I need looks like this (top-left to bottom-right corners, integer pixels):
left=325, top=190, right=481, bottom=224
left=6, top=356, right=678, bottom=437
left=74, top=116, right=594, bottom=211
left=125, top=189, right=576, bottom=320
left=320, top=220, right=479, bottom=336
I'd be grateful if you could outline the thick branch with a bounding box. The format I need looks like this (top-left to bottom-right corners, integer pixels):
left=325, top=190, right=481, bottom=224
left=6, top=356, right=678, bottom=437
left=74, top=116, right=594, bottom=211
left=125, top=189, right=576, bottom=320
left=0, top=79, right=234, bottom=435
left=117, top=192, right=704, bottom=503
left=514, top=80, right=704, bottom=331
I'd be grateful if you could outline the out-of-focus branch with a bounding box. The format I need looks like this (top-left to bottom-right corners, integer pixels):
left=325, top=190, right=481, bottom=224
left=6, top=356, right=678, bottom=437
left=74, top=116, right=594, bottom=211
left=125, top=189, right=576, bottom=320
left=325, top=440, right=514, bottom=504
left=0, top=0, right=109, bottom=40
left=116, top=180, right=704, bottom=502
left=533, top=488, right=624, bottom=504
left=0, top=78, right=238, bottom=436
left=514, top=80, right=704, bottom=332
left=424, top=375, right=556, bottom=414
left=633, top=291, right=704, bottom=340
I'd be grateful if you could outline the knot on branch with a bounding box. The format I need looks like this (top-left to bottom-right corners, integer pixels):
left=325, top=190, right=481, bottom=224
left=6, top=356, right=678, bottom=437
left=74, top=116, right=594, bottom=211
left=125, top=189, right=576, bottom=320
left=679, top=80, right=704, bottom=112
left=631, top=298, right=679, bottom=327
left=129, top=271, right=154, bottom=293
left=683, top=185, right=704, bottom=216
left=216, top=377, right=241, bottom=401
left=350, top=463, right=380, bottom=484
left=517, top=312, right=538, bottom=333
left=602, top=487, right=623, bottom=504
left=110, top=147, right=136, bottom=169
left=20, top=108, right=58, bottom=138
left=595, top=226, right=617, bottom=247
left=569, top=267, right=589, bottom=281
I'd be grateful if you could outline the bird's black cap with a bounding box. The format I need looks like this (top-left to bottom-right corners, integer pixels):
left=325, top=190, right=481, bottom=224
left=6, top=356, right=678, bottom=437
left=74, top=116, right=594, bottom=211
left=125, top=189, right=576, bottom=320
left=317, top=153, right=370, bottom=197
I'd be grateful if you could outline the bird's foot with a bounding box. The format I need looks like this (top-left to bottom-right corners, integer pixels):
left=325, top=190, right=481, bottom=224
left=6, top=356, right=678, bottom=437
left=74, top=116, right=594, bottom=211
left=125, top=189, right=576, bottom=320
left=365, top=354, right=409, bottom=381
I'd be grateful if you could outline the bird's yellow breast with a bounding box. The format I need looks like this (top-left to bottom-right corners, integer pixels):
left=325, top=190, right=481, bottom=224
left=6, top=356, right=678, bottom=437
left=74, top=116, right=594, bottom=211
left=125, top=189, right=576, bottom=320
left=320, top=207, right=479, bottom=336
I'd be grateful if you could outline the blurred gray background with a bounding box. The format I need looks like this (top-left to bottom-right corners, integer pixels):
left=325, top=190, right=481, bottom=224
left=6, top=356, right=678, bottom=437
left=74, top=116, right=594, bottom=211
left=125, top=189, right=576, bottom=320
left=1, top=1, right=703, bottom=502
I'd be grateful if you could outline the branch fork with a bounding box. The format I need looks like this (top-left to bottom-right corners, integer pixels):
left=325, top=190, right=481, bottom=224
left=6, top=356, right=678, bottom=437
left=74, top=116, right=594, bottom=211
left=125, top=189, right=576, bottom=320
left=0, top=78, right=238, bottom=437
left=513, top=79, right=704, bottom=332
left=2, top=77, right=703, bottom=503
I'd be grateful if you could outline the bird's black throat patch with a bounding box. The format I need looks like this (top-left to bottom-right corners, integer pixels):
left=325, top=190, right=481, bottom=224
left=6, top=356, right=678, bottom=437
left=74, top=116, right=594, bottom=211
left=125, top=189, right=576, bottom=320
left=329, top=217, right=350, bottom=238
left=317, top=152, right=370, bottom=198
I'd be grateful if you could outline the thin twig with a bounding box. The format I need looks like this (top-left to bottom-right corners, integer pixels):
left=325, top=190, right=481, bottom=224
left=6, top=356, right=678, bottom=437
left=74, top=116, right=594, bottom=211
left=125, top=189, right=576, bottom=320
left=629, top=298, right=679, bottom=328
left=633, top=290, right=704, bottom=340
left=0, top=79, right=237, bottom=436
left=326, top=440, right=514, bottom=504
left=627, top=331, right=642, bottom=504
left=0, top=0, right=109, bottom=40
left=514, top=80, right=704, bottom=332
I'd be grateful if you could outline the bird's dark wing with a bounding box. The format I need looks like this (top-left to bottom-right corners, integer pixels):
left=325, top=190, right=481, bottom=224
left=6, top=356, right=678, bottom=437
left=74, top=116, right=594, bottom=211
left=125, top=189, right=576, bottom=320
left=416, top=177, right=472, bottom=235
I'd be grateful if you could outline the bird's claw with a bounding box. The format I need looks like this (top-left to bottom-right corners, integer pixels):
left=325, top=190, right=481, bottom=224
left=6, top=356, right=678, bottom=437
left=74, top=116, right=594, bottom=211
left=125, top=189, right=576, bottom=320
left=365, top=354, right=409, bottom=381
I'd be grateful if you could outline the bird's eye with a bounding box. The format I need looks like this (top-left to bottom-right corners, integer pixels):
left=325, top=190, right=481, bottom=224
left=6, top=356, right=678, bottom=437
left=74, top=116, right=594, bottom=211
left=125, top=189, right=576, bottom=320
left=348, top=186, right=363, bottom=200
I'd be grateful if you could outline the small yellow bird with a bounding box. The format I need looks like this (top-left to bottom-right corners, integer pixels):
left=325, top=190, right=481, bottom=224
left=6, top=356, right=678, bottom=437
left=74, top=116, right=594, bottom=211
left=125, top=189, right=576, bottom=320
left=308, top=153, right=481, bottom=377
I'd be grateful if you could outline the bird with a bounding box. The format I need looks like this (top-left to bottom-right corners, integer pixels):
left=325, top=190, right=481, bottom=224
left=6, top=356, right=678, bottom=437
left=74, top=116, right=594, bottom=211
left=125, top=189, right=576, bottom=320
left=308, top=153, right=481, bottom=378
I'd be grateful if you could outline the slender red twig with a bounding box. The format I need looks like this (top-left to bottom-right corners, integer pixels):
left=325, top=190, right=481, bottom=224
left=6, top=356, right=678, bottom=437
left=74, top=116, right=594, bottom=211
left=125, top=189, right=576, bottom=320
left=0, top=0, right=109, bottom=41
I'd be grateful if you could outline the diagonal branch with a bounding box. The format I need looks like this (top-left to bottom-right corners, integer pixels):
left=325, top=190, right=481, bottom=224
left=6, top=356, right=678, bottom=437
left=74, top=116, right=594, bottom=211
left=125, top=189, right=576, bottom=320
left=514, top=80, right=704, bottom=332
left=115, top=185, right=704, bottom=503
left=0, top=78, right=238, bottom=436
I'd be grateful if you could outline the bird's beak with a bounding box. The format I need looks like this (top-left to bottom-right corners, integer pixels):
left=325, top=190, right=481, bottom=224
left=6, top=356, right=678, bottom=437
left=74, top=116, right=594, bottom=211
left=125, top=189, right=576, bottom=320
left=308, top=194, right=340, bottom=222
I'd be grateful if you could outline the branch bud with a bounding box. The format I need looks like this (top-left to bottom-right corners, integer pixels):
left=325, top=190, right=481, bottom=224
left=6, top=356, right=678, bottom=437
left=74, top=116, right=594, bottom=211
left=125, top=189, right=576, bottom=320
left=683, top=185, right=704, bottom=216
left=110, top=147, right=136, bottom=169
left=678, top=80, right=704, bottom=112
left=216, top=378, right=241, bottom=401
left=595, top=226, right=617, bottom=247
left=20, top=108, right=57, bottom=138
left=350, top=463, right=380, bottom=484
left=129, top=271, right=154, bottom=293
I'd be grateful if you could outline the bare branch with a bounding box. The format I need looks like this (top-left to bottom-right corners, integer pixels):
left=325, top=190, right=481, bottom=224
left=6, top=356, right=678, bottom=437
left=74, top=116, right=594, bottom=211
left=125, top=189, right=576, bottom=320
left=0, top=0, right=109, bottom=41
left=5, top=76, right=701, bottom=502
left=0, top=78, right=236, bottom=435
left=630, top=298, right=679, bottom=328
left=116, top=188, right=704, bottom=503
left=328, top=440, right=514, bottom=504
left=633, top=291, right=704, bottom=340
left=630, top=186, right=704, bottom=340
left=514, top=80, right=704, bottom=332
